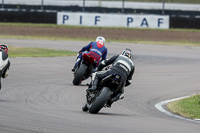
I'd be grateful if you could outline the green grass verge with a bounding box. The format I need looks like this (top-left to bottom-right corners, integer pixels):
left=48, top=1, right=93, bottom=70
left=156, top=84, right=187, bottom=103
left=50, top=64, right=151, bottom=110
left=1, top=34, right=200, bottom=47
left=0, top=35, right=89, bottom=41
left=9, top=45, right=77, bottom=58
left=167, top=94, right=200, bottom=119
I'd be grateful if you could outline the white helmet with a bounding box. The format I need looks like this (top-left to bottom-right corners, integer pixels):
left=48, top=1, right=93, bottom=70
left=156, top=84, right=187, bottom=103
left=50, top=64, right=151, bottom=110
left=96, top=36, right=105, bottom=45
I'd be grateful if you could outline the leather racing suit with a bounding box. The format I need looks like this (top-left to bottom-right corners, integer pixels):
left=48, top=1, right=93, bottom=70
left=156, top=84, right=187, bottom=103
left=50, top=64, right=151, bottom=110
left=89, top=54, right=135, bottom=106
left=72, top=41, right=107, bottom=71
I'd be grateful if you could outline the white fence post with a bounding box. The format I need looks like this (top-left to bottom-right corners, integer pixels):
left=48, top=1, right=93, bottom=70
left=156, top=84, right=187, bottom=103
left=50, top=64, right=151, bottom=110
left=83, top=0, right=85, bottom=11
left=162, top=0, right=165, bottom=15
left=41, top=0, right=44, bottom=10
left=1, top=0, right=4, bottom=9
left=122, top=0, right=125, bottom=13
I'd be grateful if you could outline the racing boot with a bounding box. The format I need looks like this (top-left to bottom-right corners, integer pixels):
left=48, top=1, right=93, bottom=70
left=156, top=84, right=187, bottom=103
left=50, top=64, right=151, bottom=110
left=106, top=100, right=113, bottom=108
left=87, top=73, right=99, bottom=92
left=71, top=68, right=75, bottom=72
left=106, top=93, right=121, bottom=108
left=106, top=97, right=117, bottom=108
left=72, top=57, right=81, bottom=72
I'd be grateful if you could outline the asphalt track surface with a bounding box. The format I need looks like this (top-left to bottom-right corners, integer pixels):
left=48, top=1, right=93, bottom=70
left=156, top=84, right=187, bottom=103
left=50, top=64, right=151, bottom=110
left=0, top=39, right=200, bottom=133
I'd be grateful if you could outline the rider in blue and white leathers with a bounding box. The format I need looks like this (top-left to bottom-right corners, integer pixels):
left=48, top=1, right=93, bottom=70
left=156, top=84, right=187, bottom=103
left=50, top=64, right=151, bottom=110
left=72, top=36, right=107, bottom=72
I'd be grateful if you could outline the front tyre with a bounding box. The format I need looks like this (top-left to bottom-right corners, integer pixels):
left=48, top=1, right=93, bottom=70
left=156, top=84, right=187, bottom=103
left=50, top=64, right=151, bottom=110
left=82, top=103, right=88, bottom=112
left=89, top=87, right=111, bottom=114
left=73, top=64, right=87, bottom=85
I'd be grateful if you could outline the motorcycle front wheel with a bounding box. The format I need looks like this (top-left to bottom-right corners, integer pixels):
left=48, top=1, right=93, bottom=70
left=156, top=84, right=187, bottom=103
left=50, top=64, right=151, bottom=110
left=82, top=103, right=88, bottom=112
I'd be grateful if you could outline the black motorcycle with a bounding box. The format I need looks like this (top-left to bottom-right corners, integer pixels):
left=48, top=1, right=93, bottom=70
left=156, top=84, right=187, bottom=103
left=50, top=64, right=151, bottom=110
left=72, top=53, right=96, bottom=85
left=82, top=74, right=122, bottom=114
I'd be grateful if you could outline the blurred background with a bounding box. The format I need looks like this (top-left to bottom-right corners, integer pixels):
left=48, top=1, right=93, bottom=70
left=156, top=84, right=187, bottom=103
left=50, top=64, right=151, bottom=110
left=0, top=0, right=200, bottom=29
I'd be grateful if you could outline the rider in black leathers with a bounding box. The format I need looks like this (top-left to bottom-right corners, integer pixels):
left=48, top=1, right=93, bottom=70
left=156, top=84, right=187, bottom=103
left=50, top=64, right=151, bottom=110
left=87, top=48, right=135, bottom=107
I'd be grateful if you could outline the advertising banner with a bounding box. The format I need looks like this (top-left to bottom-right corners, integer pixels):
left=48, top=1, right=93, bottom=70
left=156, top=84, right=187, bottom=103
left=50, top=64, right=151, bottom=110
left=57, top=12, right=169, bottom=29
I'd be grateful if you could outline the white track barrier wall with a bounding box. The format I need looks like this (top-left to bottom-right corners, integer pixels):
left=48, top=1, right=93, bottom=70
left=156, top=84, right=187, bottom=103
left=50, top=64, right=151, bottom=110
left=57, top=12, right=169, bottom=29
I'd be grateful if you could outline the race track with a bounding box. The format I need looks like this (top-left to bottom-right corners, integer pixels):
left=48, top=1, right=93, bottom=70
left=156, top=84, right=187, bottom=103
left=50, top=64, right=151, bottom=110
left=0, top=39, right=200, bottom=133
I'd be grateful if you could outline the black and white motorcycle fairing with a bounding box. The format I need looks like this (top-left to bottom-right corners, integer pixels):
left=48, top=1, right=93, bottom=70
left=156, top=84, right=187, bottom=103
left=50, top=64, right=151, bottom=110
left=0, top=50, right=9, bottom=78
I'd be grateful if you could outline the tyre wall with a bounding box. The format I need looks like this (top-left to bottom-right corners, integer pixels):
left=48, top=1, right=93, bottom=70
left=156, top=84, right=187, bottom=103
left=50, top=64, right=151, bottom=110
left=0, top=11, right=57, bottom=23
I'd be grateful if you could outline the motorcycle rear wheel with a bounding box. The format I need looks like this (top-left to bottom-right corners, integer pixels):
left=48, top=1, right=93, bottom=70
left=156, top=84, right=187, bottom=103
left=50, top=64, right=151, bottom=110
left=72, top=64, right=87, bottom=85
left=89, top=87, right=111, bottom=114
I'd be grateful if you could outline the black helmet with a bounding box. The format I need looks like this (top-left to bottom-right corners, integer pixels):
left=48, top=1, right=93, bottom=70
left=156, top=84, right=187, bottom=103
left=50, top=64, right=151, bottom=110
left=121, top=48, right=132, bottom=59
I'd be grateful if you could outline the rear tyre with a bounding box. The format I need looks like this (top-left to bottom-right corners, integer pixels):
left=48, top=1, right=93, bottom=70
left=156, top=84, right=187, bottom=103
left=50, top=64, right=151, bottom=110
left=89, top=87, right=111, bottom=114
left=73, top=64, right=87, bottom=85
